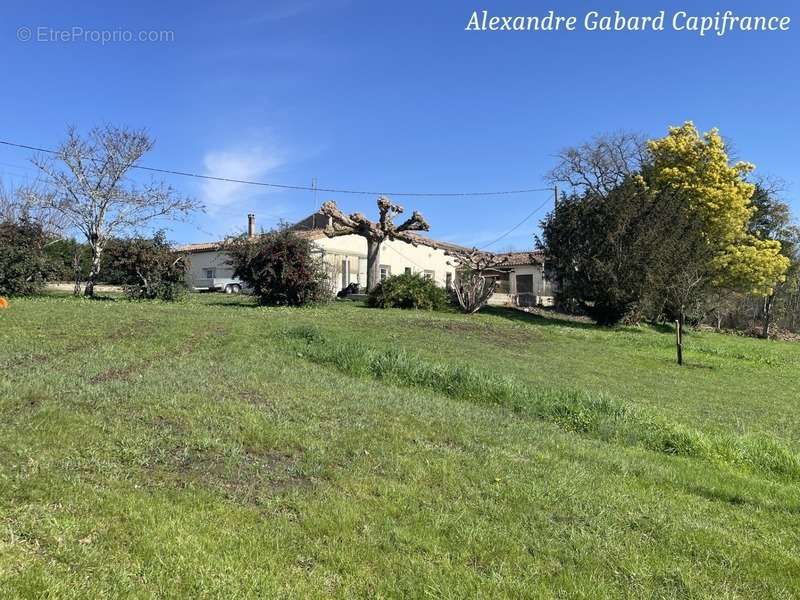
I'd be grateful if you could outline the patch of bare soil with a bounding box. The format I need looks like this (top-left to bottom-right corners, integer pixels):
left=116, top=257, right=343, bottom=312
left=145, top=446, right=312, bottom=504
left=4, top=320, right=159, bottom=373
left=1, top=353, right=50, bottom=371
left=87, top=328, right=216, bottom=385
left=238, top=389, right=277, bottom=410
left=514, top=305, right=595, bottom=324
left=413, top=318, right=540, bottom=347
left=414, top=435, right=469, bottom=454
left=89, top=366, right=138, bottom=384
left=4, top=390, right=49, bottom=418
left=106, top=319, right=157, bottom=343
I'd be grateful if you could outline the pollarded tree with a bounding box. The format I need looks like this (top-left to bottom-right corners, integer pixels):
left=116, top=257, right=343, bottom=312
left=320, top=196, right=430, bottom=291
left=29, top=125, right=202, bottom=297
left=445, top=248, right=533, bottom=314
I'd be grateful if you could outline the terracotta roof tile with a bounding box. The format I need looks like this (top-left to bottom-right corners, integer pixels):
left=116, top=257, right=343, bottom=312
left=493, top=251, right=546, bottom=266
left=175, top=241, right=223, bottom=253
left=174, top=213, right=539, bottom=260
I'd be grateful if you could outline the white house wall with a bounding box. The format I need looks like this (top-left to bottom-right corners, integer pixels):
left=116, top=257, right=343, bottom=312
left=185, top=250, right=236, bottom=288
left=314, top=234, right=456, bottom=289
left=509, top=264, right=550, bottom=296
left=184, top=234, right=457, bottom=291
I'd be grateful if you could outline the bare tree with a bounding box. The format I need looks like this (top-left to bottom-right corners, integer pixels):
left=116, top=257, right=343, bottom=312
left=445, top=248, right=535, bottom=314
left=0, top=179, right=68, bottom=235
left=320, top=196, right=430, bottom=291
left=547, top=131, right=647, bottom=196
left=28, top=125, right=202, bottom=296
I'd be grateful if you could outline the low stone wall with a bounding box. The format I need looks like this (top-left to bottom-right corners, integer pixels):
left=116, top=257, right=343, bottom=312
left=46, top=282, right=124, bottom=293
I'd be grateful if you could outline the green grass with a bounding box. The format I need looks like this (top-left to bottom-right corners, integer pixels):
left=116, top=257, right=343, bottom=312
left=1, top=294, right=799, bottom=597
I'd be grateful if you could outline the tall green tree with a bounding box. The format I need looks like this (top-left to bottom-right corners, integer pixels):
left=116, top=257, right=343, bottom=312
left=541, top=123, right=791, bottom=332
left=647, top=123, right=789, bottom=297
left=539, top=178, right=710, bottom=325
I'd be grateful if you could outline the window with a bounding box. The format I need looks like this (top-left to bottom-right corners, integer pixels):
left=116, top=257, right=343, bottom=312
left=204, top=268, right=215, bottom=279
left=423, top=270, right=435, bottom=280
left=404, top=267, right=412, bottom=275
left=446, top=272, right=453, bottom=290
left=379, top=265, right=391, bottom=281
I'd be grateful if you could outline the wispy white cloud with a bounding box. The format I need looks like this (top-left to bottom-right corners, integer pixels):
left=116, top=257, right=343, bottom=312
left=200, top=145, right=283, bottom=212
left=248, top=0, right=351, bottom=24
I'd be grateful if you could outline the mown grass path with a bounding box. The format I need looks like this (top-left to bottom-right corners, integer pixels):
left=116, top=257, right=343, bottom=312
left=1, top=295, right=799, bottom=597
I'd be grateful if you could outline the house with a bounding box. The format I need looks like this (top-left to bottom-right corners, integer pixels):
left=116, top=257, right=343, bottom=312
left=177, top=213, right=555, bottom=306
left=486, top=251, right=555, bottom=307
left=177, top=212, right=468, bottom=293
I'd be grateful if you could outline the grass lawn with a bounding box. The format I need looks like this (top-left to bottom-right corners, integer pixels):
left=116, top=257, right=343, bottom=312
left=1, top=293, right=799, bottom=597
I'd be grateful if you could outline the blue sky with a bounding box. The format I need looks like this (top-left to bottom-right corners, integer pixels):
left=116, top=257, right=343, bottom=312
left=1, top=0, right=798, bottom=250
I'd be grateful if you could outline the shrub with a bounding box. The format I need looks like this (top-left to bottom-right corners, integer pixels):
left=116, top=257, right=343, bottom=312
left=44, top=238, right=91, bottom=282
left=226, top=226, right=332, bottom=306
left=103, top=232, right=188, bottom=301
left=367, top=272, right=448, bottom=310
left=0, top=219, right=53, bottom=296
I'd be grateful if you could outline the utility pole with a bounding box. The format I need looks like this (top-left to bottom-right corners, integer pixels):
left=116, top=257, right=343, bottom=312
left=311, top=177, right=318, bottom=228
left=554, top=185, right=559, bottom=210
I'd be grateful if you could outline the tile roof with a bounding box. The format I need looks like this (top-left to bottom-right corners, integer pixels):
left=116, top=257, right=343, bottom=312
left=174, top=212, right=543, bottom=262
left=175, top=218, right=474, bottom=254
left=174, top=241, right=224, bottom=253
left=493, top=251, right=546, bottom=266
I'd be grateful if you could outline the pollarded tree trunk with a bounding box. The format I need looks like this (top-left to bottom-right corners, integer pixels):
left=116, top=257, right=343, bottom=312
left=444, top=248, right=536, bottom=314
left=366, top=238, right=382, bottom=292
left=453, top=270, right=496, bottom=314
left=319, top=197, right=431, bottom=293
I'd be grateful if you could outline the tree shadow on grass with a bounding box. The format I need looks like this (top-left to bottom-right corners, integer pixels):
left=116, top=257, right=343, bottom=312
left=203, top=300, right=260, bottom=309
left=480, top=306, right=683, bottom=338
left=479, top=306, right=602, bottom=332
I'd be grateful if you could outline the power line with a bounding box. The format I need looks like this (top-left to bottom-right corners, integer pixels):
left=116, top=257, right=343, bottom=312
left=480, top=197, right=552, bottom=250
left=0, top=138, right=554, bottom=198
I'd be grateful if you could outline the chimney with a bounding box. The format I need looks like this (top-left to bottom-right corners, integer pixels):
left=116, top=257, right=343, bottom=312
left=247, top=213, right=256, bottom=239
